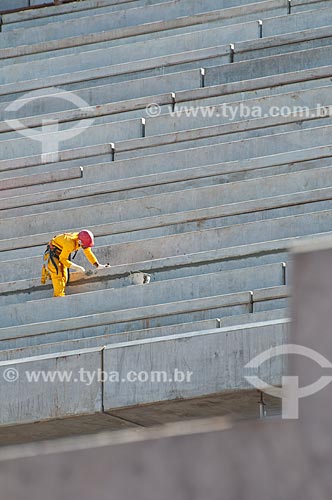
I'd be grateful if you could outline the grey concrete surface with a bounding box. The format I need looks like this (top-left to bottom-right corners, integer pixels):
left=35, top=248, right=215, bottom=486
left=0, top=68, right=200, bottom=113
left=0, top=4, right=284, bottom=64
left=292, top=0, right=332, bottom=11
left=0, top=23, right=257, bottom=83
left=0, top=237, right=330, bottom=494
left=0, top=263, right=284, bottom=327
left=0, top=318, right=287, bottom=427
left=0, top=309, right=287, bottom=360
left=234, top=26, right=332, bottom=62
left=144, top=85, right=332, bottom=136
left=3, top=0, right=139, bottom=27
left=205, top=44, right=332, bottom=87
left=0, top=207, right=329, bottom=282
left=0, top=0, right=330, bottom=444
left=263, top=5, right=332, bottom=36
left=0, top=286, right=287, bottom=346
left=1, top=110, right=331, bottom=175
left=6, top=5, right=332, bottom=64
left=1, top=73, right=329, bottom=158
left=0, top=0, right=29, bottom=11
left=2, top=0, right=272, bottom=30
left=114, top=123, right=332, bottom=166
left=103, top=115, right=332, bottom=160
left=2, top=166, right=330, bottom=236
left=3, top=0, right=147, bottom=30
left=0, top=0, right=286, bottom=48
left=0, top=117, right=142, bottom=161
left=0, top=166, right=82, bottom=192
left=0, top=348, right=102, bottom=425
left=0, top=45, right=228, bottom=97
left=2, top=192, right=331, bottom=261
left=103, top=319, right=289, bottom=409
left=1, top=150, right=330, bottom=206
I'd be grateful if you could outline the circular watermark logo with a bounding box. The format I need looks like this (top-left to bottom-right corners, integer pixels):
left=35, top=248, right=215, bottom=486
left=3, top=367, right=19, bottom=383
left=4, top=87, right=95, bottom=164
left=146, top=103, right=161, bottom=117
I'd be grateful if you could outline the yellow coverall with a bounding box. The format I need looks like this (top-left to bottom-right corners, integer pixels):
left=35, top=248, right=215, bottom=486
left=43, top=232, right=98, bottom=297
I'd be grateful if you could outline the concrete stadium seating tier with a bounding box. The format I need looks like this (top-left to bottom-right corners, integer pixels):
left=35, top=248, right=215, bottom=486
left=0, top=0, right=332, bottom=439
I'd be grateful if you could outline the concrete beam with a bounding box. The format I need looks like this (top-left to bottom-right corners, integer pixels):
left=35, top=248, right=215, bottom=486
left=0, top=318, right=288, bottom=427
left=103, top=319, right=289, bottom=409
left=0, top=347, right=102, bottom=425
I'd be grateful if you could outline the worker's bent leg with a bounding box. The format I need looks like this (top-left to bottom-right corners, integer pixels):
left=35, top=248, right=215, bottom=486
left=48, top=262, right=67, bottom=297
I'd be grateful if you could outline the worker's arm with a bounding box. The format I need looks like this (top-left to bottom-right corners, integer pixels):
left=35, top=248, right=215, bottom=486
left=83, top=247, right=99, bottom=266
left=83, top=247, right=110, bottom=269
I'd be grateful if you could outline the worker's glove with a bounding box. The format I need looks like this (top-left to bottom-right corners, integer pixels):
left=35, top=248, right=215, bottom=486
left=96, top=263, right=111, bottom=269
left=70, top=263, right=86, bottom=273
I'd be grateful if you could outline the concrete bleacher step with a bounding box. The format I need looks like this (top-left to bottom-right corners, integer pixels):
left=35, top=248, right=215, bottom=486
left=205, top=44, right=332, bottom=88
left=113, top=122, right=332, bottom=166
left=4, top=20, right=332, bottom=88
left=0, top=46, right=227, bottom=97
left=0, top=318, right=289, bottom=427
left=0, top=235, right=291, bottom=307
left=116, top=115, right=332, bottom=160
left=1, top=166, right=331, bottom=233
left=2, top=120, right=332, bottom=195
left=2, top=0, right=328, bottom=64
left=1, top=240, right=289, bottom=300
left=174, top=70, right=332, bottom=117
left=144, top=84, right=332, bottom=136
left=1, top=80, right=330, bottom=173
left=1, top=152, right=330, bottom=209
left=1, top=107, right=331, bottom=171
left=1, top=61, right=330, bottom=175
left=1, top=63, right=332, bottom=175
left=1, top=0, right=140, bottom=28
left=0, top=117, right=144, bottom=161
left=0, top=308, right=288, bottom=362
left=2, top=81, right=331, bottom=156
left=1, top=0, right=274, bottom=31
left=0, top=23, right=256, bottom=87
left=0, top=286, right=289, bottom=353
left=1, top=0, right=154, bottom=30
left=6, top=4, right=332, bottom=65
left=0, top=0, right=287, bottom=51
left=1, top=207, right=329, bottom=285
left=3, top=30, right=332, bottom=99
left=0, top=262, right=286, bottom=327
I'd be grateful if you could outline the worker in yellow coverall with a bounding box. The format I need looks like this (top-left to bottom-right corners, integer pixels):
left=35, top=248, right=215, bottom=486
left=41, top=230, right=110, bottom=297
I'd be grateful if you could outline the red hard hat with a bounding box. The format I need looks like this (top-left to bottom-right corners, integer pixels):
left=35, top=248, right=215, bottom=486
left=78, top=230, right=95, bottom=248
